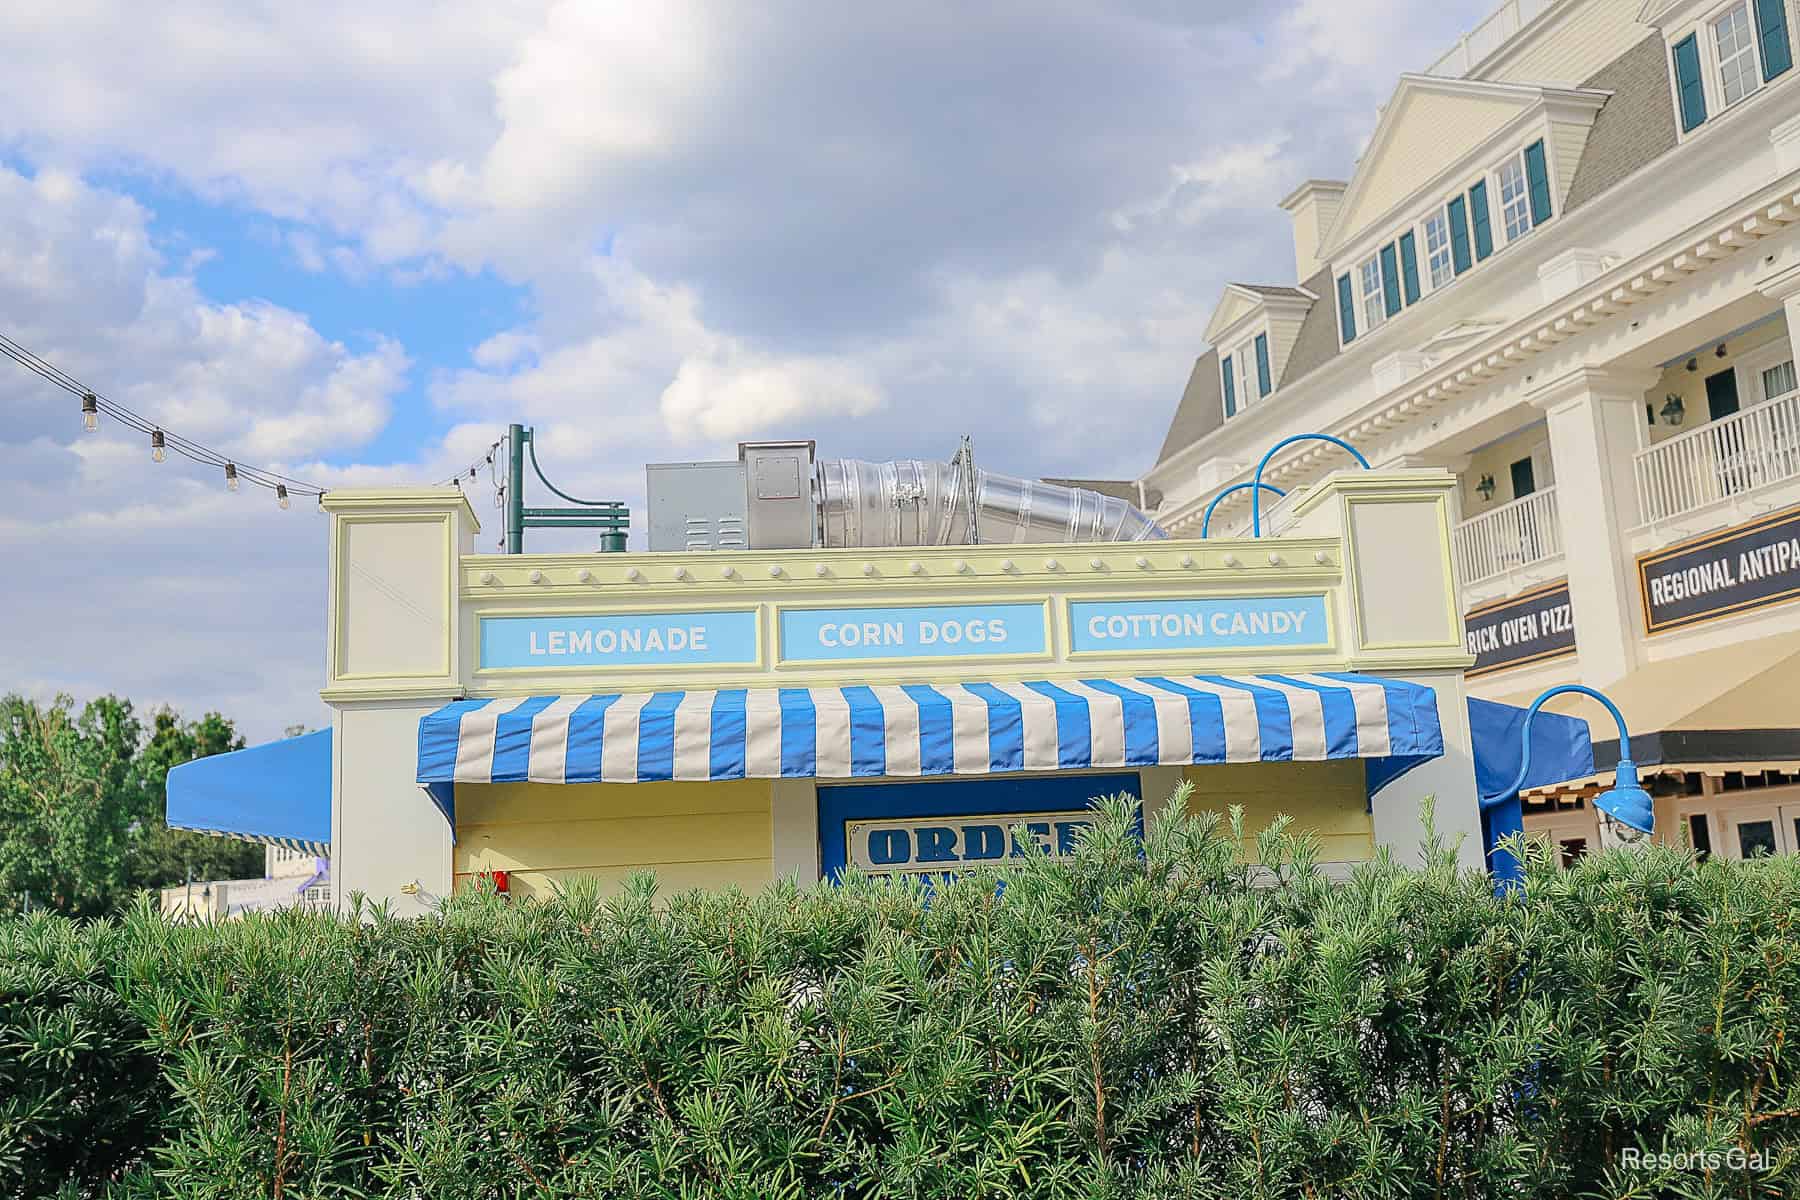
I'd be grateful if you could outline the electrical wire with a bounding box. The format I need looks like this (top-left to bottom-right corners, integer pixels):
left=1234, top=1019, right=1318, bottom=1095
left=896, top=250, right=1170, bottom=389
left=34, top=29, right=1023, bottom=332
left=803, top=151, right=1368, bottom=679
left=2, top=329, right=505, bottom=510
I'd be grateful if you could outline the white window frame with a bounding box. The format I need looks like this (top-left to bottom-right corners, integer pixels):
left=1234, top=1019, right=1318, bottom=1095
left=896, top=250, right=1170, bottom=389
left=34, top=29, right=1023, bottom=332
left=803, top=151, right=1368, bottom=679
left=1421, top=208, right=1455, bottom=291
left=1494, top=151, right=1534, bottom=244
left=1220, top=330, right=1269, bottom=418
left=1709, top=0, right=1763, bottom=109
left=1735, top=339, right=1798, bottom=405
left=1357, top=255, right=1387, bottom=333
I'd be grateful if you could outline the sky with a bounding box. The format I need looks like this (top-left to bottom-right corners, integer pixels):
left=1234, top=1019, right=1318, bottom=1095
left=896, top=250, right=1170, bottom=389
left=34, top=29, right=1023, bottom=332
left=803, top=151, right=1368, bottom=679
left=0, top=0, right=1493, bottom=740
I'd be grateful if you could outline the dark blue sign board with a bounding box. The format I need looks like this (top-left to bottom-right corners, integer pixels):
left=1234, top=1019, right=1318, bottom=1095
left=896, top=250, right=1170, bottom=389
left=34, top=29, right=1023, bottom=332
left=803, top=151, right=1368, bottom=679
left=1463, top=580, right=1576, bottom=678
left=1638, top=505, right=1800, bottom=634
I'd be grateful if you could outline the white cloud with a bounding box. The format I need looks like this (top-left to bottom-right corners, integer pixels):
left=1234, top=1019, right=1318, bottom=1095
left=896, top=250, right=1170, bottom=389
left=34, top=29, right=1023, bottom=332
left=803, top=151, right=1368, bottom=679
left=660, top=353, right=884, bottom=442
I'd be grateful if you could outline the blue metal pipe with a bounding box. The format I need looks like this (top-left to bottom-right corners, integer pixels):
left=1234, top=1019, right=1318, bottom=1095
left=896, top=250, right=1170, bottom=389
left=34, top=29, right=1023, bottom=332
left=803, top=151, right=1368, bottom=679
left=1200, top=482, right=1285, bottom=538
left=1250, top=433, right=1371, bottom=536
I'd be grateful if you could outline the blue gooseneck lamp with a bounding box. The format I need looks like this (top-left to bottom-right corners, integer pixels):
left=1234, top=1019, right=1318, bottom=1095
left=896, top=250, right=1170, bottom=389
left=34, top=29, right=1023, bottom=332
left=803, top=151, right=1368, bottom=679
left=1480, top=684, right=1655, bottom=838
left=1251, top=433, right=1372, bottom=536
left=1200, top=481, right=1285, bottom=538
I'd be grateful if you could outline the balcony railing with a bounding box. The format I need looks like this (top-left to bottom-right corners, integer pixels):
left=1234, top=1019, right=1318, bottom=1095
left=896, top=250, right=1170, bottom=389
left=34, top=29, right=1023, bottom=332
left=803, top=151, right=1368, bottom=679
left=1453, top=485, right=1562, bottom=586
left=1634, top=393, right=1800, bottom=525
left=1425, top=0, right=1554, bottom=77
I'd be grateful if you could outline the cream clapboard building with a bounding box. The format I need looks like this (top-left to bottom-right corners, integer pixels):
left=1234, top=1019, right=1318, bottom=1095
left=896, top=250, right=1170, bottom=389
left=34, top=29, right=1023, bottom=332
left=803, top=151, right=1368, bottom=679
left=1145, top=0, right=1800, bottom=863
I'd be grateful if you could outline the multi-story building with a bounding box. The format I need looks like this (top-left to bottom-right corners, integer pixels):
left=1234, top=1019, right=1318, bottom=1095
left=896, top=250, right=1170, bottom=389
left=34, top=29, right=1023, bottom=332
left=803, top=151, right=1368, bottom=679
left=1145, top=0, right=1800, bottom=863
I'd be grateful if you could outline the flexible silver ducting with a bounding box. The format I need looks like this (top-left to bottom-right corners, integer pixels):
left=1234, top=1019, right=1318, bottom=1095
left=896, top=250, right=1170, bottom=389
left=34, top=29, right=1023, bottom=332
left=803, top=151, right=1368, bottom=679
left=816, top=458, right=1166, bottom=547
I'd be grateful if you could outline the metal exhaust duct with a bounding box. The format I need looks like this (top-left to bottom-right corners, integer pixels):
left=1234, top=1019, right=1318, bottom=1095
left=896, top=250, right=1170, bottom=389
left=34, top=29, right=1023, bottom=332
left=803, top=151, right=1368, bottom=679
left=816, top=452, right=1165, bottom=548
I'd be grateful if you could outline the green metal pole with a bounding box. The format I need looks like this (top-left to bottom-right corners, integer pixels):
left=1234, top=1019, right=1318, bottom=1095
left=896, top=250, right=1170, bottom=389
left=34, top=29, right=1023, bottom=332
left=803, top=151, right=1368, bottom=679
left=506, top=424, right=527, bottom=555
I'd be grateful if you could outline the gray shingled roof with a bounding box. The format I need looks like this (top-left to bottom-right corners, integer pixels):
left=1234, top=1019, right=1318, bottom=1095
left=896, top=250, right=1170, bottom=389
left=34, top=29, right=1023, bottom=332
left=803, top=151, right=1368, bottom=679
left=1565, top=34, right=1679, bottom=213
left=1273, top=266, right=1340, bottom=390
left=1154, top=349, right=1224, bottom=467
left=1235, top=283, right=1314, bottom=300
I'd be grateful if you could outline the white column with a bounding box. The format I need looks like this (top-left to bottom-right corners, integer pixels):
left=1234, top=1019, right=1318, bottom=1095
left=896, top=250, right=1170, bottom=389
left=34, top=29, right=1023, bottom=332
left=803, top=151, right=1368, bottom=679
left=1527, top=367, right=1659, bottom=688
left=1756, top=262, right=1800, bottom=367
left=1372, top=667, right=1485, bottom=873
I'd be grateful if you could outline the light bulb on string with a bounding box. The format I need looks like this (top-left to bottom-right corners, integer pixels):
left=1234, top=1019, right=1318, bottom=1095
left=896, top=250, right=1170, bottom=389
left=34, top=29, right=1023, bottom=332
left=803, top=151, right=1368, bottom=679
left=225, top=462, right=240, bottom=492
left=150, top=429, right=166, bottom=463
left=276, top=483, right=290, bottom=510
left=81, top=393, right=98, bottom=432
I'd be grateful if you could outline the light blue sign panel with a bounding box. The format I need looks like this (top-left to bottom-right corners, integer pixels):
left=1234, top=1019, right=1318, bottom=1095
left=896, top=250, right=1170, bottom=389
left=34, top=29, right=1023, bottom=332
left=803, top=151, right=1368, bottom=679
left=780, top=603, right=1047, bottom=662
left=1069, top=595, right=1330, bottom=653
left=480, top=610, right=759, bottom=669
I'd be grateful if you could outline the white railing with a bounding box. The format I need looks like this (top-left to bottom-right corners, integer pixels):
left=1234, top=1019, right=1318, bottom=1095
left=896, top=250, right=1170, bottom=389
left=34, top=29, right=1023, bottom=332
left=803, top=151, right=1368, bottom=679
left=1425, top=0, right=1555, bottom=77
left=1453, top=485, right=1562, bottom=586
left=1634, top=393, right=1800, bottom=525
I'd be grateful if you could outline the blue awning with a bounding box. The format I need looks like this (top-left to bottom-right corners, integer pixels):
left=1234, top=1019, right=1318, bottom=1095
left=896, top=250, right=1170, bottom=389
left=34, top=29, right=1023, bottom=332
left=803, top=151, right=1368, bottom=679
left=166, top=729, right=331, bottom=856
left=418, top=673, right=1445, bottom=786
left=1468, top=697, right=1594, bottom=886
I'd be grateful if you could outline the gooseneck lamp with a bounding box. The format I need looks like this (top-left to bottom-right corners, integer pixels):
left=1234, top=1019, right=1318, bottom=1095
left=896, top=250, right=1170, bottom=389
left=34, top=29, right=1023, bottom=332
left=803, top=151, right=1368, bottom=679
left=1251, top=433, right=1372, bottom=536
left=1480, top=684, right=1655, bottom=838
left=1200, top=481, right=1285, bottom=538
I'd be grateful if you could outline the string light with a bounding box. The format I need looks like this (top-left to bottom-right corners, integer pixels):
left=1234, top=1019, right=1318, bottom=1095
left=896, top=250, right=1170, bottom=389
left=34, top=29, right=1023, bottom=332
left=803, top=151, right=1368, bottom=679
left=5, top=328, right=509, bottom=515
left=0, top=328, right=328, bottom=505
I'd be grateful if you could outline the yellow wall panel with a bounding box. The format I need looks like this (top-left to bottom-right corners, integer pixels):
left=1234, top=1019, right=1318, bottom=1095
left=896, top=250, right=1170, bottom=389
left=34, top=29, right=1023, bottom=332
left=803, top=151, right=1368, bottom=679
left=454, top=779, right=774, bottom=898
left=475, top=859, right=774, bottom=901
left=1180, top=759, right=1374, bottom=862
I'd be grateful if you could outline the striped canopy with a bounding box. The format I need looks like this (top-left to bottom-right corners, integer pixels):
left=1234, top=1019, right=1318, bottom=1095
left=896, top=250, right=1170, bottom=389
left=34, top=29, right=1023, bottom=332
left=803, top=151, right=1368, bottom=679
left=418, top=673, right=1443, bottom=786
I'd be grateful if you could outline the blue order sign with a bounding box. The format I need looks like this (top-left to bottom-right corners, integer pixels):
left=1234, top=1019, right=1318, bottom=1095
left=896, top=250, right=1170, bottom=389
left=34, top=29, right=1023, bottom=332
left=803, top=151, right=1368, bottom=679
left=479, top=610, right=760, bottom=669
left=778, top=602, right=1047, bottom=662
left=1069, top=595, right=1330, bottom=653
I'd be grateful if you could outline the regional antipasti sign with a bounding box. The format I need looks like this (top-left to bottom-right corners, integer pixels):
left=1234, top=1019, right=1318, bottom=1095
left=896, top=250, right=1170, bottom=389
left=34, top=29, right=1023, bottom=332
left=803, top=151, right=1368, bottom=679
left=1463, top=581, right=1576, bottom=678
left=1639, top=506, right=1800, bottom=634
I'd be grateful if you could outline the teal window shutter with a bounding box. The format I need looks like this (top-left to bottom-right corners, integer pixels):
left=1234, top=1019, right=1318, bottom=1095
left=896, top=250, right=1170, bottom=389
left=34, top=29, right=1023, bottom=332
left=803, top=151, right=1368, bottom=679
left=1337, top=273, right=1357, bottom=343
left=1673, top=34, right=1708, bottom=131
left=1254, top=333, right=1272, bottom=396
left=1379, top=243, right=1402, bottom=318
left=1469, top=181, right=1494, bottom=261
left=1523, top=140, right=1553, bottom=226
left=1759, top=0, right=1793, bottom=79
left=1398, top=231, right=1422, bottom=304
left=1222, top=356, right=1237, bottom=417
left=1448, top=196, right=1473, bottom=275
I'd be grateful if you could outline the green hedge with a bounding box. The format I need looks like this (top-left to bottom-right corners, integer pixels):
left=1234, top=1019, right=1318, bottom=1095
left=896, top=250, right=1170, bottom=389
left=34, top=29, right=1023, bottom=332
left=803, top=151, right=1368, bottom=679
left=4, top=791, right=1798, bottom=1198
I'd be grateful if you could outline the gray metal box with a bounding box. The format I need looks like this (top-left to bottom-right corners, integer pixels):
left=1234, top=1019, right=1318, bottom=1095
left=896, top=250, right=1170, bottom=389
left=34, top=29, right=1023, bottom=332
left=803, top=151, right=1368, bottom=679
left=739, top=440, right=816, bottom=549
left=645, top=460, right=748, bottom=552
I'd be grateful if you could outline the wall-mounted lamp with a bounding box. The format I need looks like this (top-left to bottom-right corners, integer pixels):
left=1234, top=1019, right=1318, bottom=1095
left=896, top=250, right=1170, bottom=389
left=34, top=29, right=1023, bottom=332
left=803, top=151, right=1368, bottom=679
left=1660, top=394, right=1686, bottom=427
left=1715, top=342, right=1728, bottom=358
left=1684, top=357, right=1698, bottom=372
left=1481, top=684, right=1654, bottom=842
left=1476, top=473, right=1497, bottom=502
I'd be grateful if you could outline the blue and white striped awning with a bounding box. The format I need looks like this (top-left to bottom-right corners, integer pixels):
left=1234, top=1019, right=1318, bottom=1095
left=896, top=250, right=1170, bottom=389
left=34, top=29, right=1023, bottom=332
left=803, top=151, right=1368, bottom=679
left=418, top=674, right=1442, bottom=785
left=166, top=728, right=332, bottom=856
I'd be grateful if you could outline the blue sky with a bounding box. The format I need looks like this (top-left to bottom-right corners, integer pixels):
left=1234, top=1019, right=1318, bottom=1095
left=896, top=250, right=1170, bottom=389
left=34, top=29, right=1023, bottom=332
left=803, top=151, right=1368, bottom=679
left=0, top=0, right=1491, bottom=738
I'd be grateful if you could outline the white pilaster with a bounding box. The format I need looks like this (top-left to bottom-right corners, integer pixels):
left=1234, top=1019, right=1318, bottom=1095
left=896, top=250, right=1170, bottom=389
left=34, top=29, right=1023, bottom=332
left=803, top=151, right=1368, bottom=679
left=1528, top=367, right=1659, bottom=687
left=1756, top=262, right=1800, bottom=367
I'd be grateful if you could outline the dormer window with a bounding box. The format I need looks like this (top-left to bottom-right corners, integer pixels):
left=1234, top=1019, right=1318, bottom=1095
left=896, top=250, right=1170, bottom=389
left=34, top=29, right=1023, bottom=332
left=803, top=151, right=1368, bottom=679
left=1423, top=211, right=1454, bottom=289
left=1358, top=257, right=1389, bottom=332
left=1220, top=331, right=1273, bottom=419
left=1496, top=154, right=1533, bottom=242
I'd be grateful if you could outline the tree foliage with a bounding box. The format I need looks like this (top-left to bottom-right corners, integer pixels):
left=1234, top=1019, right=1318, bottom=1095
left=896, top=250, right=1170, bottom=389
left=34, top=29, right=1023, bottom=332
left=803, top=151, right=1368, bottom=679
left=0, top=694, right=262, bottom=917
left=3, top=790, right=1797, bottom=1197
